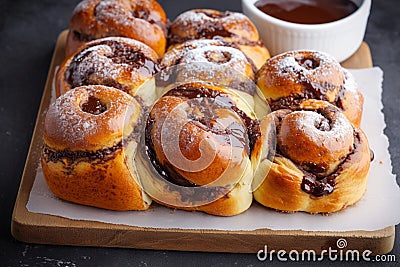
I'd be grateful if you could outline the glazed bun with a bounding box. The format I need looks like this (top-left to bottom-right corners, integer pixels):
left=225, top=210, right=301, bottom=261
left=56, top=37, right=160, bottom=98
left=66, top=0, right=168, bottom=57
left=256, top=50, right=364, bottom=127
left=253, top=100, right=371, bottom=213
left=169, top=9, right=270, bottom=69
left=139, top=82, right=264, bottom=216
left=41, top=85, right=151, bottom=210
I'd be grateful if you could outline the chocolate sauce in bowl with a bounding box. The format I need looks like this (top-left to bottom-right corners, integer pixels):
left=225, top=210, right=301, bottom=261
left=254, top=0, right=359, bottom=24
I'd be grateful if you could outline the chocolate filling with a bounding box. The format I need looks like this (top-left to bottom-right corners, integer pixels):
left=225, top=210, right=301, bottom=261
left=65, top=40, right=160, bottom=92
left=81, top=96, right=107, bottom=115
left=43, top=142, right=122, bottom=165
left=274, top=107, right=357, bottom=197
left=145, top=84, right=260, bottom=188
left=268, top=63, right=349, bottom=112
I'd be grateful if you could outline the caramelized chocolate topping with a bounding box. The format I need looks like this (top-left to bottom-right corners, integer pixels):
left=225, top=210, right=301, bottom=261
left=81, top=96, right=107, bottom=115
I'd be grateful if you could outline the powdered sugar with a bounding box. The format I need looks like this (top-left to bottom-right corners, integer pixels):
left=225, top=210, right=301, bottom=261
left=273, top=50, right=339, bottom=78
left=69, top=44, right=121, bottom=85
left=175, top=9, right=249, bottom=26
left=290, top=110, right=353, bottom=148
left=45, top=86, right=136, bottom=150
left=162, top=39, right=227, bottom=67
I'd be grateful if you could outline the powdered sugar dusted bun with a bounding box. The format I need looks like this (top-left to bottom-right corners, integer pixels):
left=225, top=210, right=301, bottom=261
left=56, top=37, right=160, bottom=98
left=66, top=0, right=167, bottom=57
left=169, top=9, right=270, bottom=69
left=256, top=50, right=364, bottom=126
left=253, top=99, right=371, bottom=213
left=44, top=85, right=140, bottom=151
left=42, top=85, right=151, bottom=211
left=161, top=39, right=256, bottom=94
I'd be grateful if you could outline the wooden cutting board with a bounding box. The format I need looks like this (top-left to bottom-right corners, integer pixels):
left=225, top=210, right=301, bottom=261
left=11, top=30, right=394, bottom=254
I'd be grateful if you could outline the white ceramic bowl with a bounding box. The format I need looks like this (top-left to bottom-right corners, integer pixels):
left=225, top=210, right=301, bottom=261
left=242, top=0, right=371, bottom=62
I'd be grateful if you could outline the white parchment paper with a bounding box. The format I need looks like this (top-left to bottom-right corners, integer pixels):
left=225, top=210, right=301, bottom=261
left=27, top=67, right=400, bottom=232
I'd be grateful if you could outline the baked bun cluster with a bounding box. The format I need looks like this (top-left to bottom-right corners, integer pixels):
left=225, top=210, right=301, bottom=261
left=168, top=9, right=270, bottom=69
left=42, top=0, right=372, bottom=216
left=66, top=0, right=168, bottom=57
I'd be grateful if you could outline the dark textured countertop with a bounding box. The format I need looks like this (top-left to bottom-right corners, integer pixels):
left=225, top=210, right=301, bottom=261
left=1, top=0, right=399, bottom=266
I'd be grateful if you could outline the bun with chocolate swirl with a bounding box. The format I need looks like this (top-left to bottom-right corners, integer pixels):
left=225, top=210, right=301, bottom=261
left=168, top=9, right=270, bottom=69
left=66, top=0, right=168, bottom=57
left=161, top=39, right=256, bottom=95
left=41, top=85, right=151, bottom=211
left=56, top=37, right=160, bottom=98
left=253, top=99, right=371, bottom=213
left=256, top=50, right=364, bottom=127
left=138, top=82, right=263, bottom=216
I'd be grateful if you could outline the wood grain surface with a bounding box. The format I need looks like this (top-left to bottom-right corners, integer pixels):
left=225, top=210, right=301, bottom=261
left=12, top=30, right=393, bottom=254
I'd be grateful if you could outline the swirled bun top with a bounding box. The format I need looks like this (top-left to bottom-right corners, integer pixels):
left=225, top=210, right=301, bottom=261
left=56, top=37, right=159, bottom=97
left=277, top=99, right=354, bottom=177
left=257, top=50, right=364, bottom=127
left=44, top=85, right=141, bottom=151
left=169, top=9, right=260, bottom=45
left=66, top=0, right=167, bottom=56
left=161, top=39, right=256, bottom=94
left=168, top=9, right=270, bottom=69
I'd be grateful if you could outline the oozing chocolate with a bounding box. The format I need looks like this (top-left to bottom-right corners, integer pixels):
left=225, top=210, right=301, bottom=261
left=81, top=96, right=107, bottom=115
left=145, top=84, right=260, bottom=188
left=274, top=107, right=357, bottom=197
left=43, top=142, right=122, bottom=165
left=65, top=40, right=160, bottom=92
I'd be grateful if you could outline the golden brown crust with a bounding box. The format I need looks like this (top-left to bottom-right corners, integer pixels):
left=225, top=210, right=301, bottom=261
left=42, top=85, right=151, bottom=211
left=141, top=82, right=260, bottom=216
left=56, top=37, right=159, bottom=97
left=256, top=50, right=364, bottom=127
left=168, top=9, right=270, bottom=69
left=41, top=144, right=150, bottom=211
left=161, top=39, right=256, bottom=94
left=44, top=85, right=140, bottom=151
left=253, top=100, right=371, bottom=213
left=66, top=0, right=167, bottom=57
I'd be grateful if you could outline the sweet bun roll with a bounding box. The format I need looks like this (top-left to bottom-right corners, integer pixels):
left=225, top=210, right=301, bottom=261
left=169, top=9, right=270, bottom=69
left=253, top=100, right=371, bottom=214
left=66, top=0, right=168, bottom=57
left=41, top=85, right=151, bottom=210
left=139, top=82, right=264, bottom=216
left=256, top=50, right=364, bottom=127
left=161, top=39, right=256, bottom=95
left=56, top=37, right=160, bottom=98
